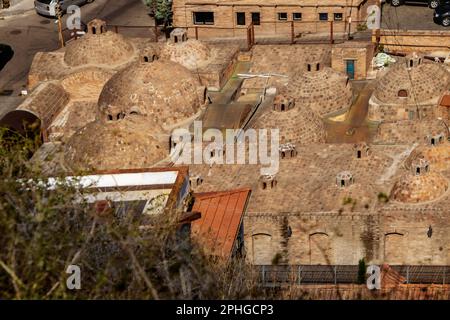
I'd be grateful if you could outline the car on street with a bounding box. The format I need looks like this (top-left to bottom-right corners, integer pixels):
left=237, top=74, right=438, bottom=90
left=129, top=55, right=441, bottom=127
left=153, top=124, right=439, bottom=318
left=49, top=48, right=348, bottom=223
left=34, top=0, right=94, bottom=17
left=388, top=0, right=443, bottom=9
left=434, top=2, right=450, bottom=26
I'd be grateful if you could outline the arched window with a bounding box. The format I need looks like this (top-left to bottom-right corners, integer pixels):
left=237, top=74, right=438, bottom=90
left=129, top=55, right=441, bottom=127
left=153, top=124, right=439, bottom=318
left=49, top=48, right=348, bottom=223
left=92, top=27, right=97, bottom=35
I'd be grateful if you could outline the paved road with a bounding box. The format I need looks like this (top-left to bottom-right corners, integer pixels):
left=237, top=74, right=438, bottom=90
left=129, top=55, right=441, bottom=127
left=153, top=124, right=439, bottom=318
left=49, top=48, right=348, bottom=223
left=382, top=2, right=447, bottom=30
left=0, top=0, right=153, bottom=118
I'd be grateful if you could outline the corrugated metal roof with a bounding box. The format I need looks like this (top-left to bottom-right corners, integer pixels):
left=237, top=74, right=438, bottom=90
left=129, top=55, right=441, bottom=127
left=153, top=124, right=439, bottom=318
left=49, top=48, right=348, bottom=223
left=192, top=188, right=251, bottom=259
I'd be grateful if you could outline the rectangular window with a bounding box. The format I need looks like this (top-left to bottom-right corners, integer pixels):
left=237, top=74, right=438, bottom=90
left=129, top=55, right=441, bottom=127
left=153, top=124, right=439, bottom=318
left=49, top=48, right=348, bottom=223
left=251, top=12, right=261, bottom=25
left=236, top=12, right=246, bottom=25
left=293, top=12, right=302, bottom=21
left=334, top=13, right=343, bottom=21
left=193, top=12, right=214, bottom=25
left=319, top=13, right=328, bottom=21
left=278, top=12, right=288, bottom=21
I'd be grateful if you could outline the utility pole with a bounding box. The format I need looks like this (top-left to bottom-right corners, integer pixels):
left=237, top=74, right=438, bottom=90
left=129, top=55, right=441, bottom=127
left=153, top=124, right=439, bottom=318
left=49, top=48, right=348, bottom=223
left=55, top=1, right=65, bottom=48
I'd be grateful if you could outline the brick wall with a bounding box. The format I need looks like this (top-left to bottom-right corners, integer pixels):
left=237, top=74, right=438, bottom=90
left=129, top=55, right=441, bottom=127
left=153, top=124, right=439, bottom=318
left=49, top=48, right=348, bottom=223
left=245, top=209, right=450, bottom=266
left=173, top=0, right=369, bottom=40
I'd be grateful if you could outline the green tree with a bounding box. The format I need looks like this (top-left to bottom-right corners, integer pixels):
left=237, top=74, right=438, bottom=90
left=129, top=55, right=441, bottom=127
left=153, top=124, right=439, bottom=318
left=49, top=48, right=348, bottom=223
left=357, top=258, right=367, bottom=285
left=143, top=0, right=173, bottom=27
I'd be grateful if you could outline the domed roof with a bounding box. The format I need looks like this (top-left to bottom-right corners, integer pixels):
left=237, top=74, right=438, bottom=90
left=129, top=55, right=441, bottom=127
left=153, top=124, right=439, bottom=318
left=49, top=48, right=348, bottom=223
left=64, top=31, right=135, bottom=68
left=284, top=67, right=353, bottom=117
left=97, top=60, right=205, bottom=129
left=160, top=39, right=212, bottom=70
left=374, top=62, right=450, bottom=105
left=391, top=171, right=448, bottom=203
left=252, top=95, right=326, bottom=145
left=64, top=116, right=168, bottom=171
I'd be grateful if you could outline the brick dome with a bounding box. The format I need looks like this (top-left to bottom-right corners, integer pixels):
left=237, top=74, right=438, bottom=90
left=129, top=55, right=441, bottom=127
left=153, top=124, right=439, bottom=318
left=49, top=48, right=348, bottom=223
left=374, top=62, right=450, bottom=105
left=160, top=39, right=212, bottom=70
left=64, top=116, right=168, bottom=172
left=391, top=165, right=448, bottom=204
left=97, top=60, right=206, bottom=129
left=285, top=67, right=353, bottom=117
left=64, top=31, right=135, bottom=68
left=252, top=94, right=326, bottom=145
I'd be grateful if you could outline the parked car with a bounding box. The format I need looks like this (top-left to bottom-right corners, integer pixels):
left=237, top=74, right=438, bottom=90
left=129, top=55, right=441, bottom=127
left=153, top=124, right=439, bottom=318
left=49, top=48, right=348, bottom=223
left=34, top=0, right=94, bottom=17
left=434, top=2, right=450, bottom=26
left=388, top=0, right=443, bottom=9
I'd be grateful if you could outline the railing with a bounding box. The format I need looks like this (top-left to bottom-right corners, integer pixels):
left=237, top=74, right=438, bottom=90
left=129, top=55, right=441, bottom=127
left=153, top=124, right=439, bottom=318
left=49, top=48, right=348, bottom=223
left=185, top=19, right=370, bottom=47
left=257, top=265, right=450, bottom=287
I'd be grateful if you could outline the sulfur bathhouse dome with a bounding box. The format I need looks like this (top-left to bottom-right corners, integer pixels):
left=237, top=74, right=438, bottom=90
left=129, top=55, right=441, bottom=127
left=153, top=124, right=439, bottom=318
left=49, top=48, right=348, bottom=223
left=252, top=94, right=327, bottom=145
left=64, top=116, right=168, bottom=172
left=284, top=67, right=353, bottom=117
left=160, top=39, right=213, bottom=70
left=98, top=60, right=206, bottom=128
left=64, top=20, right=135, bottom=68
left=374, top=62, right=450, bottom=105
left=390, top=159, right=448, bottom=203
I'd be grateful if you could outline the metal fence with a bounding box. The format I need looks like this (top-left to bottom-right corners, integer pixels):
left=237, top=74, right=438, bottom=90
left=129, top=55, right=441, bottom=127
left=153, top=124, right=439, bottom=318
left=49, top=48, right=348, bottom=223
left=257, top=265, right=450, bottom=286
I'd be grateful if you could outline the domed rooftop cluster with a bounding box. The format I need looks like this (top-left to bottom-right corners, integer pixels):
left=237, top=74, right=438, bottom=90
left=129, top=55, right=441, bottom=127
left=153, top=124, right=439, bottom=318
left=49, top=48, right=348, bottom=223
left=284, top=67, right=353, bottom=117
left=64, top=19, right=135, bottom=68
left=64, top=116, right=168, bottom=172
left=98, top=60, right=206, bottom=129
left=373, top=61, right=450, bottom=105
left=252, top=93, right=327, bottom=145
left=160, top=39, right=213, bottom=70
left=391, top=159, right=448, bottom=203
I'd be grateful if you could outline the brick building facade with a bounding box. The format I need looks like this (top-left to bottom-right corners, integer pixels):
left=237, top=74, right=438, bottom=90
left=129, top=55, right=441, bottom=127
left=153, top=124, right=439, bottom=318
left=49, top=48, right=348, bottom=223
left=172, top=0, right=378, bottom=39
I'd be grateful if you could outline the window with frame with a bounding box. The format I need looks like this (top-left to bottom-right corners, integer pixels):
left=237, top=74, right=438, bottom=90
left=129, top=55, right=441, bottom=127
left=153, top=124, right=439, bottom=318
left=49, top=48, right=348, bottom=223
left=319, top=13, right=328, bottom=21
left=251, top=12, right=261, bottom=25
left=193, top=12, right=215, bottom=25
left=293, top=12, right=302, bottom=20
left=334, top=13, right=343, bottom=21
left=236, top=12, right=246, bottom=25
left=278, top=12, right=288, bottom=21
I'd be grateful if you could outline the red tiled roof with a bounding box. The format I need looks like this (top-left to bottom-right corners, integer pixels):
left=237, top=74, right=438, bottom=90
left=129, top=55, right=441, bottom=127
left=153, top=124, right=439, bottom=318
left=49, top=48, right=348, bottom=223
left=192, top=188, right=251, bottom=259
left=440, top=94, right=450, bottom=107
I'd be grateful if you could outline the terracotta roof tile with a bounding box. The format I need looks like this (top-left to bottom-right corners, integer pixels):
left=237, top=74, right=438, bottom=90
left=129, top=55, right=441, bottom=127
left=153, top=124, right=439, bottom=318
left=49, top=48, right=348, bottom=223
left=192, top=188, right=251, bottom=259
left=440, top=94, right=450, bottom=107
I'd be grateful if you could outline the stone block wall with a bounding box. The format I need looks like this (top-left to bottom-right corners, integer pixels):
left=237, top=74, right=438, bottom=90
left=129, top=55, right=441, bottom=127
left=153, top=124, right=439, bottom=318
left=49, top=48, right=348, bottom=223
left=245, top=209, right=450, bottom=266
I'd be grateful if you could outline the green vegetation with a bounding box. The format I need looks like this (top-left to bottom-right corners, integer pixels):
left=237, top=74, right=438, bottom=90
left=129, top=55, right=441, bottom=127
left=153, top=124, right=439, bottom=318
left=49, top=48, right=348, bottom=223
left=142, top=0, right=173, bottom=27
left=0, top=129, right=261, bottom=299
left=377, top=192, right=389, bottom=203
left=357, top=259, right=366, bottom=285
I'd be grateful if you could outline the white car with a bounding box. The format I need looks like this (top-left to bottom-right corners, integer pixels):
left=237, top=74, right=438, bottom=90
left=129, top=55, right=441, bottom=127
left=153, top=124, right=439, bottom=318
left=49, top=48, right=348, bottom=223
left=34, top=0, right=94, bottom=17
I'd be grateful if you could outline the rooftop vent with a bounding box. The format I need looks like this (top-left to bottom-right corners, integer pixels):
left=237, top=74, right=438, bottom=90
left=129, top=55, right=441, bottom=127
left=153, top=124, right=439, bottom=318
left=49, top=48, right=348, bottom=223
left=411, top=158, right=430, bottom=176
left=260, top=174, right=277, bottom=190
left=353, top=142, right=370, bottom=159
left=279, top=143, right=297, bottom=159
left=336, top=171, right=354, bottom=188
left=87, top=19, right=107, bottom=35
left=170, top=28, right=188, bottom=44
left=273, top=95, right=295, bottom=112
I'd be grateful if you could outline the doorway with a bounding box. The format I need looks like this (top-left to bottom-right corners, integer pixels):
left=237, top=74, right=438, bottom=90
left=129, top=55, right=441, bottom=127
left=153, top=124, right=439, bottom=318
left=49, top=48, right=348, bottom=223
left=346, top=60, right=355, bottom=80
